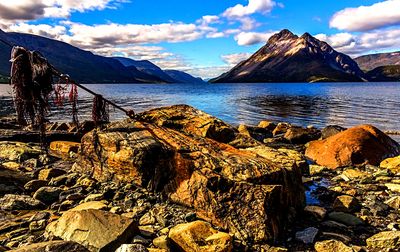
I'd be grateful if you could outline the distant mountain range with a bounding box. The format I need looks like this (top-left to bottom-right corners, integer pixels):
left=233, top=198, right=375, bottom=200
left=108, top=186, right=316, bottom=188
left=355, top=51, right=400, bottom=71
left=0, top=29, right=202, bottom=84
left=210, top=29, right=367, bottom=83
left=0, top=28, right=399, bottom=84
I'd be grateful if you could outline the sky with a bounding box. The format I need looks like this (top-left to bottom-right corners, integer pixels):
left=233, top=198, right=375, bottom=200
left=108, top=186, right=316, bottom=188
left=1, top=0, right=400, bottom=78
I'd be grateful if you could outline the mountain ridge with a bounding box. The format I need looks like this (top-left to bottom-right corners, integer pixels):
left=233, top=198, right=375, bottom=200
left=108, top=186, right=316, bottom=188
left=210, top=29, right=366, bottom=83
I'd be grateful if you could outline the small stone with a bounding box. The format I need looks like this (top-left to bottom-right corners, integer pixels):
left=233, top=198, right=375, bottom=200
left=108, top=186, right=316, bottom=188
left=385, top=183, right=400, bottom=193
left=110, top=206, right=123, bottom=214
left=139, top=225, right=157, bottom=237
left=29, top=219, right=47, bottom=231
left=184, top=212, right=197, bottom=222
left=304, top=205, right=327, bottom=221
left=295, top=227, right=319, bottom=244
left=49, top=141, right=80, bottom=154
left=33, top=186, right=62, bottom=205
left=76, top=176, right=97, bottom=188
left=258, top=121, right=276, bottom=130
left=366, top=231, right=400, bottom=249
left=328, top=212, right=363, bottom=226
left=139, top=212, right=156, bottom=226
left=29, top=211, right=50, bottom=222
left=333, top=195, right=360, bottom=213
left=309, top=165, right=328, bottom=176
left=115, top=244, right=149, bottom=252
left=380, top=156, right=400, bottom=174
left=314, top=239, right=354, bottom=252
left=7, top=240, right=89, bottom=252
left=385, top=196, right=400, bottom=209
left=0, top=194, right=44, bottom=210
left=38, top=168, right=66, bottom=181
left=24, top=180, right=48, bottom=192
left=153, top=235, right=169, bottom=250
left=84, top=193, right=104, bottom=202
left=342, top=169, right=370, bottom=181
left=168, top=221, right=232, bottom=252
left=272, top=123, right=291, bottom=136
left=132, top=235, right=150, bottom=245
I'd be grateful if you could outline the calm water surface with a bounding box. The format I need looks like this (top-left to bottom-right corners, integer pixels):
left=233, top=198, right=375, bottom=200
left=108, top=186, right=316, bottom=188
left=0, top=82, right=399, bottom=135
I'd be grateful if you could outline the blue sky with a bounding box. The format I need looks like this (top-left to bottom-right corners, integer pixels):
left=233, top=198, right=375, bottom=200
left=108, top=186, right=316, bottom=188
left=1, top=0, right=400, bottom=78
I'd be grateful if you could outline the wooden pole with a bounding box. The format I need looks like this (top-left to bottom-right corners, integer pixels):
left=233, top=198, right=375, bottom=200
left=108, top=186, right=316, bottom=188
left=51, top=68, right=135, bottom=119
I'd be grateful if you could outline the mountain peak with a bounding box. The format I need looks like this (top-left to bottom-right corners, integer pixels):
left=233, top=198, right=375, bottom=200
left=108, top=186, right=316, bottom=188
left=268, top=29, right=298, bottom=43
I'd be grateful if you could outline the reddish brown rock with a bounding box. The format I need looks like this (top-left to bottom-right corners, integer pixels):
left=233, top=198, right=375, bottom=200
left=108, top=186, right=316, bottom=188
left=305, top=125, right=400, bottom=169
left=73, top=105, right=305, bottom=243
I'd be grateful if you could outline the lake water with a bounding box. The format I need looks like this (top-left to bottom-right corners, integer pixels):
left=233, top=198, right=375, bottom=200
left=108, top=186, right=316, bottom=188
left=1, top=82, right=399, bottom=137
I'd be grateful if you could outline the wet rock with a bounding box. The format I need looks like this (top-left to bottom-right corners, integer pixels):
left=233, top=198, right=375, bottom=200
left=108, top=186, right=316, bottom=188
left=385, top=196, right=400, bottom=209
left=73, top=105, right=305, bottom=242
left=283, top=126, right=321, bottom=144
left=328, top=212, right=363, bottom=226
left=168, top=221, right=232, bottom=252
left=0, top=194, right=45, bottom=210
left=46, top=209, right=138, bottom=252
left=258, top=121, right=276, bottom=131
left=115, top=244, right=148, bottom=252
left=314, top=239, right=354, bottom=252
left=366, top=231, right=400, bottom=250
left=33, top=186, right=62, bottom=205
left=238, top=125, right=272, bottom=141
left=295, top=227, right=319, bottom=244
left=304, top=205, right=327, bottom=221
left=306, top=125, right=400, bottom=169
left=38, top=168, right=66, bottom=181
left=24, top=180, right=48, bottom=192
left=333, top=195, right=360, bottom=213
left=320, top=125, right=346, bottom=140
left=50, top=141, right=80, bottom=154
left=0, top=142, right=42, bottom=162
left=9, top=240, right=89, bottom=252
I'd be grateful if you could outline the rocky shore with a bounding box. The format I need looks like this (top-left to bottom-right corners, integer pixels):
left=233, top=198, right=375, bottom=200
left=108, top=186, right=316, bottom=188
left=0, top=104, right=400, bottom=252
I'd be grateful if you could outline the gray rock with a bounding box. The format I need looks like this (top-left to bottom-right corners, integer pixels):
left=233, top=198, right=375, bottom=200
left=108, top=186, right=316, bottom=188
left=0, top=194, right=44, bottom=210
left=295, top=227, right=319, bottom=244
left=328, top=212, right=363, bottom=226
left=321, top=125, right=346, bottom=139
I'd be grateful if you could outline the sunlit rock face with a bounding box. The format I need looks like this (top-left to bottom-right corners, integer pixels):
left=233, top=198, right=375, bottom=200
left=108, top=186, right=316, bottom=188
left=210, top=29, right=366, bottom=83
left=73, top=105, right=305, bottom=243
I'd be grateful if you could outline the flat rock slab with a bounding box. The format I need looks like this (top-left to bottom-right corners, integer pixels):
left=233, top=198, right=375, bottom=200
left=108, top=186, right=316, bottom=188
left=73, top=105, right=305, bottom=243
left=46, top=209, right=138, bottom=252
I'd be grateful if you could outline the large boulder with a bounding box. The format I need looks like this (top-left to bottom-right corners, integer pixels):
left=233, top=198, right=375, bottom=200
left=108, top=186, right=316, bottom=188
left=73, top=105, right=305, bottom=243
left=46, top=209, right=138, bottom=252
left=305, top=125, right=400, bottom=169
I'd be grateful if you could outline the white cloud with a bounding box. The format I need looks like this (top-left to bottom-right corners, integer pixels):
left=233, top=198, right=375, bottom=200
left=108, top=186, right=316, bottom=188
left=221, top=53, right=252, bottom=66
left=8, top=23, right=67, bottom=38
left=315, top=28, right=400, bottom=56
left=0, top=0, right=121, bottom=21
left=330, top=0, right=400, bottom=31
left=223, top=0, right=276, bottom=18
left=59, top=22, right=205, bottom=48
left=234, top=31, right=275, bottom=46
left=185, top=66, right=231, bottom=79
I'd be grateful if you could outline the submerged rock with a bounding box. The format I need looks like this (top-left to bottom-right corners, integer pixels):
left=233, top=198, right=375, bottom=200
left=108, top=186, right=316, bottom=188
left=168, top=221, right=232, bottom=252
left=73, top=105, right=305, bottom=242
left=306, top=125, right=400, bottom=169
left=46, top=209, right=138, bottom=252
